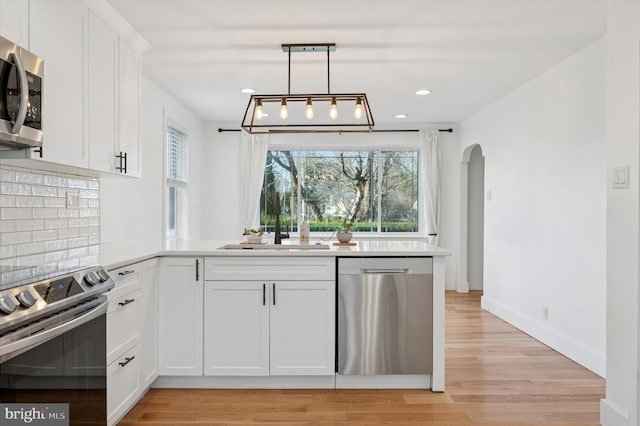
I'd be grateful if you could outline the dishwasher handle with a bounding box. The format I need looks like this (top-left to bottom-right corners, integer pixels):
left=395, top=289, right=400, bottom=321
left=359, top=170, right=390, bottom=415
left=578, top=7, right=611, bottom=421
left=360, top=268, right=409, bottom=274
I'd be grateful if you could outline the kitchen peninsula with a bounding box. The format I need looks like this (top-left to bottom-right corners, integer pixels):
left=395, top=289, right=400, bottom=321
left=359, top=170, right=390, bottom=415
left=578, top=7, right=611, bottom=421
left=100, top=239, right=450, bottom=424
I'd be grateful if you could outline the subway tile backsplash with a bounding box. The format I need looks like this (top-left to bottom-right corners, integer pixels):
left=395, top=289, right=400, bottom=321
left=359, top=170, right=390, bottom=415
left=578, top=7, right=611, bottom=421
left=0, top=164, right=99, bottom=288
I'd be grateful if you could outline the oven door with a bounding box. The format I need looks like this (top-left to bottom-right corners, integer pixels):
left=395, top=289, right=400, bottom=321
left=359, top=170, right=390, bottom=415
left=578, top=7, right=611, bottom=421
left=0, top=304, right=107, bottom=425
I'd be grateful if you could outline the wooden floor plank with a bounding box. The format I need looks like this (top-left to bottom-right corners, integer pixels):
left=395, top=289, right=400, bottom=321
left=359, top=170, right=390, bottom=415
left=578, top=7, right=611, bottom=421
left=119, top=291, right=604, bottom=425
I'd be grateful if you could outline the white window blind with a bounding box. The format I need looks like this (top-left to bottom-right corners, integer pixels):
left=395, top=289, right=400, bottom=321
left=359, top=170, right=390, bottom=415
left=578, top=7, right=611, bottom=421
left=166, top=125, right=188, bottom=183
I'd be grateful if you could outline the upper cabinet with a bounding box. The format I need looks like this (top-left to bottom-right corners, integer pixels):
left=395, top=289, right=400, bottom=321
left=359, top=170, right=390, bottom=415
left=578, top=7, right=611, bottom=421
left=0, top=0, right=29, bottom=48
left=30, top=0, right=88, bottom=168
left=2, top=0, right=147, bottom=175
left=87, top=11, right=119, bottom=174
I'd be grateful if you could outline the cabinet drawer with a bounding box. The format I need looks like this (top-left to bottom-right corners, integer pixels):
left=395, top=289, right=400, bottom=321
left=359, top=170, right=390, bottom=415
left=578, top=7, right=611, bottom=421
left=107, top=264, right=142, bottom=301
left=107, top=343, right=141, bottom=426
left=205, top=257, right=335, bottom=281
left=107, top=288, right=142, bottom=365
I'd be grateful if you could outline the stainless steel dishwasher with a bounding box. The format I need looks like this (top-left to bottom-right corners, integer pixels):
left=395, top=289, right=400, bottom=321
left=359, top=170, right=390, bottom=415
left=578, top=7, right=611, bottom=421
left=337, top=257, right=433, bottom=375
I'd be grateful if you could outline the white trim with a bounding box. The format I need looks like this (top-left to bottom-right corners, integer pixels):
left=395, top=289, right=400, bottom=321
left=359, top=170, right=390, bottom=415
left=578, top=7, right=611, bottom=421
left=481, top=295, right=605, bottom=377
left=600, top=398, right=630, bottom=425
left=335, top=374, right=431, bottom=389
left=153, top=375, right=335, bottom=389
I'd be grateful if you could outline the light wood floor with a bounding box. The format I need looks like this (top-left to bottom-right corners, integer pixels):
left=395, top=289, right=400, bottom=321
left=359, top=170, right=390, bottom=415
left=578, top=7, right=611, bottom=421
left=119, top=291, right=604, bottom=425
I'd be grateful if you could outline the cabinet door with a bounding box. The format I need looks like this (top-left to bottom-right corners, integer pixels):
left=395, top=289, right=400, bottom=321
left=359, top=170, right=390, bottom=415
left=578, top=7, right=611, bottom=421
left=158, top=257, right=203, bottom=376
left=107, top=344, right=140, bottom=426
left=87, top=11, right=118, bottom=173
left=204, top=281, right=269, bottom=376
left=29, top=0, right=88, bottom=168
left=140, top=258, right=158, bottom=389
left=0, top=0, right=29, bottom=47
left=270, top=281, right=335, bottom=376
left=118, top=40, right=141, bottom=176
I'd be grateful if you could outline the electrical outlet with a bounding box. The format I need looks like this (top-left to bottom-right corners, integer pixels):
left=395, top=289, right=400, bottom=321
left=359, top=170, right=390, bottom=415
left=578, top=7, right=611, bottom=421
left=66, top=191, right=80, bottom=208
left=543, top=305, right=549, bottom=320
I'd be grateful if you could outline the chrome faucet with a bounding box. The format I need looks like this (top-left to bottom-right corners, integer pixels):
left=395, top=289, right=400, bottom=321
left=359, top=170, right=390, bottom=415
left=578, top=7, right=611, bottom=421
left=274, top=192, right=290, bottom=244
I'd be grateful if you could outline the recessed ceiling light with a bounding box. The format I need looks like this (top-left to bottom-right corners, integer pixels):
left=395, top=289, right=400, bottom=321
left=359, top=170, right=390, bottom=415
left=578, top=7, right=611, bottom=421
left=241, top=88, right=255, bottom=94
left=262, top=113, right=269, bottom=117
left=415, top=89, right=431, bottom=96
left=395, top=114, right=408, bottom=119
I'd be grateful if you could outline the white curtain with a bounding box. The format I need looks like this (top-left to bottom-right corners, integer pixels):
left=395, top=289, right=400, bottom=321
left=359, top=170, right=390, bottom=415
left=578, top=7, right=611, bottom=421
left=239, top=132, right=269, bottom=229
left=419, top=129, right=441, bottom=245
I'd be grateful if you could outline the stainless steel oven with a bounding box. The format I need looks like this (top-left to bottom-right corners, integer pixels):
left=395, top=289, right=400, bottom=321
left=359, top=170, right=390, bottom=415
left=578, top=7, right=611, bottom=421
left=0, top=34, right=43, bottom=150
left=0, top=267, right=113, bottom=425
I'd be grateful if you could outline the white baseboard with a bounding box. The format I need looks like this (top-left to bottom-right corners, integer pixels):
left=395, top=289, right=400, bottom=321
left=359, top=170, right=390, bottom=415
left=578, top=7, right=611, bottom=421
left=600, top=398, right=630, bottom=425
left=455, top=280, right=469, bottom=293
left=153, top=375, right=336, bottom=389
left=446, top=279, right=456, bottom=290
left=481, top=295, right=605, bottom=377
left=468, top=279, right=483, bottom=290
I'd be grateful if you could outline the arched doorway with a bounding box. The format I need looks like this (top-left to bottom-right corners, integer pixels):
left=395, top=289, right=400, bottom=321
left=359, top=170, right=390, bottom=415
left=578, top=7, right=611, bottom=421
left=457, top=144, right=485, bottom=293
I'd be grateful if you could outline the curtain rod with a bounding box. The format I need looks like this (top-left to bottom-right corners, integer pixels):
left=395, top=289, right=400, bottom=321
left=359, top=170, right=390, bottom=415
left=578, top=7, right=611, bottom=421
left=217, top=128, right=453, bottom=133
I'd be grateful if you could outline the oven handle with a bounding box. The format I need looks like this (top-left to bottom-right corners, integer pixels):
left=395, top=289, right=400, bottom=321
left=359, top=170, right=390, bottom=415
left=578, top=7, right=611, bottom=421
left=9, top=52, right=28, bottom=135
left=0, top=301, right=108, bottom=360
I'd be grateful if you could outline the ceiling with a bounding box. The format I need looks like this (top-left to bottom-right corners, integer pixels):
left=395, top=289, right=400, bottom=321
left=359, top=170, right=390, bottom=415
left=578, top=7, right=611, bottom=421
left=108, top=0, right=606, bottom=127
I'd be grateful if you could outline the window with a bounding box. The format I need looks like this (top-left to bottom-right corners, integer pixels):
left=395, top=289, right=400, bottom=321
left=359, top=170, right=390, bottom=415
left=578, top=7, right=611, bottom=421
left=165, top=122, right=189, bottom=239
left=260, top=150, right=419, bottom=233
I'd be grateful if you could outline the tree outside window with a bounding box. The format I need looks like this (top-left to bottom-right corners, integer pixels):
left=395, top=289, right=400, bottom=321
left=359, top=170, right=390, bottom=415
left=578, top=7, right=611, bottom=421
left=260, top=151, right=419, bottom=233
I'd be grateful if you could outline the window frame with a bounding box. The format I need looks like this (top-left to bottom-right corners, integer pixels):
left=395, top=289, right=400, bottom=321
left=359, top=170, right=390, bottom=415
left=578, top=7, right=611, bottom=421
left=164, top=118, right=189, bottom=240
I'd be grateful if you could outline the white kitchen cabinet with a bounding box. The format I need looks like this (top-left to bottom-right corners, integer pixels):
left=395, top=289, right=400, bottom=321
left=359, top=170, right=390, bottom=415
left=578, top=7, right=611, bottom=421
left=0, top=0, right=29, bottom=48
left=204, top=257, right=335, bottom=377
left=118, top=39, right=141, bottom=176
left=158, top=257, right=203, bottom=376
left=29, top=0, right=88, bottom=168
left=204, top=281, right=269, bottom=376
left=106, top=263, right=142, bottom=365
left=140, top=258, right=159, bottom=389
left=269, top=280, right=334, bottom=375
left=107, top=343, right=140, bottom=426
left=87, top=10, right=118, bottom=174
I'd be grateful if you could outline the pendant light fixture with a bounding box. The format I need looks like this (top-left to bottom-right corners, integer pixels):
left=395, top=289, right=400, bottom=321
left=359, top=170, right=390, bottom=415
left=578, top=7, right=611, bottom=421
left=241, top=43, right=374, bottom=134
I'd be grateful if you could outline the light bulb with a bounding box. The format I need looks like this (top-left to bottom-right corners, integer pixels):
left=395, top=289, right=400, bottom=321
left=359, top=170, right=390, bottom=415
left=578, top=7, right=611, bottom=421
left=280, top=98, right=288, bottom=120
left=255, top=99, right=264, bottom=120
left=354, top=97, right=363, bottom=119
left=305, top=98, right=314, bottom=120
left=329, top=97, right=338, bottom=119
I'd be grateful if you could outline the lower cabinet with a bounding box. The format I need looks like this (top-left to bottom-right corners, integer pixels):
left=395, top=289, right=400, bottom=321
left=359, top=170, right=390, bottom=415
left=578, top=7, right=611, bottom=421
left=158, top=257, right=204, bottom=376
left=106, top=259, right=158, bottom=426
left=107, top=344, right=141, bottom=426
left=203, top=257, right=335, bottom=377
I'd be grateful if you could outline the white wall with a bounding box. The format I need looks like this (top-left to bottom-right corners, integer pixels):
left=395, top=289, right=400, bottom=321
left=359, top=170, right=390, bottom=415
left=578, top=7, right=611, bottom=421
left=460, top=38, right=607, bottom=376
left=602, top=2, right=640, bottom=425
left=100, top=77, right=205, bottom=245
left=202, top=124, right=461, bottom=288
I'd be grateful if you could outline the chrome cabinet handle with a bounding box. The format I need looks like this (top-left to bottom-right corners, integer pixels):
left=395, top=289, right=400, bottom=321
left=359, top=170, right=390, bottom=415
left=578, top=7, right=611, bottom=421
left=9, top=52, right=28, bottom=134
left=118, top=356, right=135, bottom=367
left=118, top=299, right=135, bottom=307
left=361, top=269, right=409, bottom=274
left=118, top=270, right=135, bottom=276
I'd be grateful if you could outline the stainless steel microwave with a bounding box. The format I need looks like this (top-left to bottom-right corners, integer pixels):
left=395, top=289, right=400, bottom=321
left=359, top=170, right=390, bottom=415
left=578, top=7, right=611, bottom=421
left=0, top=35, right=43, bottom=150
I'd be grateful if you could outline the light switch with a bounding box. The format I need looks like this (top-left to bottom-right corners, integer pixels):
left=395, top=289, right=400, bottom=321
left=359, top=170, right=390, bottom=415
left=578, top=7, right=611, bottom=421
left=613, top=166, right=630, bottom=189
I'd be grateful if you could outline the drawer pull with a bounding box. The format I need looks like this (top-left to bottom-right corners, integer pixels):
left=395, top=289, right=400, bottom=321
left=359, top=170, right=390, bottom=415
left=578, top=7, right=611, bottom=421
left=118, top=270, right=135, bottom=276
left=118, top=356, right=135, bottom=367
left=118, top=299, right=135, bottom=307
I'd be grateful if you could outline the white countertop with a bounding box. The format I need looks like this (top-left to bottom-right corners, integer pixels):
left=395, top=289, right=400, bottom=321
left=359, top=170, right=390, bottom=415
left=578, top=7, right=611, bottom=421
left=100, top=238, right=451, bottom=270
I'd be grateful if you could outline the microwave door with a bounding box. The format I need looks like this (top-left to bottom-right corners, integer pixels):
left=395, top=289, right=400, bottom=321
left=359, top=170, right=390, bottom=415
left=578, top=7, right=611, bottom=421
left=0, top=56, right=20, bottom=146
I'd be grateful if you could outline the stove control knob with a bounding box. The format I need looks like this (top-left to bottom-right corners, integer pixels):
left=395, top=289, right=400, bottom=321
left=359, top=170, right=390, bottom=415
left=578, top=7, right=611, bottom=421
left=84, top=272, right=99, bottom=286
left=17, top=289, right=36, bottom=308
left=97, top=269, right=109, bottom=282
left=0, top=295, right=19, bottom=314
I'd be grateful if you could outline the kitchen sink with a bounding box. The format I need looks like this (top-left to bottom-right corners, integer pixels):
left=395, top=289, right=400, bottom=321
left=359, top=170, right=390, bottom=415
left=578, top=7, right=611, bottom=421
left=218, top=243, right=330, bottom=250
